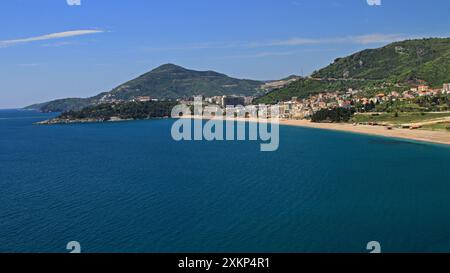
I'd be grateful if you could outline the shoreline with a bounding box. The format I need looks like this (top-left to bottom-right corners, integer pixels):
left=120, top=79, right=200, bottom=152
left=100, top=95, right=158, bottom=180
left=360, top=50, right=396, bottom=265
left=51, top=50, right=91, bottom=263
left=181, top=116, right=450, bottom=146
left=35, top=114, right=450, bottom=146
left=280, top=119, right=450, bottom=146
left=34, top=116, right=170, bottom=125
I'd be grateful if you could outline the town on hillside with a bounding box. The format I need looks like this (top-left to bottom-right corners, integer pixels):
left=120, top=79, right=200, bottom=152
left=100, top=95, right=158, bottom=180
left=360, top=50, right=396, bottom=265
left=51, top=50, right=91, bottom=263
left=176, top=82, right=450, bottom=119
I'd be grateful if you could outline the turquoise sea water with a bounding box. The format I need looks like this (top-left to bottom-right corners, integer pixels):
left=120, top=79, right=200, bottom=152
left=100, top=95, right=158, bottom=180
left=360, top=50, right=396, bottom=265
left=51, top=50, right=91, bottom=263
left=0, top=109, right=449, bottom=253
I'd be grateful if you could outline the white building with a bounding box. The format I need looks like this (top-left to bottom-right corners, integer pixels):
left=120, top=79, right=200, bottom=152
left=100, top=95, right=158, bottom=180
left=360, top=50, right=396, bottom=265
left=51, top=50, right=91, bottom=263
left=135, top=96, right=151, bottom=102
left=443, top=83, right=450, bottom=94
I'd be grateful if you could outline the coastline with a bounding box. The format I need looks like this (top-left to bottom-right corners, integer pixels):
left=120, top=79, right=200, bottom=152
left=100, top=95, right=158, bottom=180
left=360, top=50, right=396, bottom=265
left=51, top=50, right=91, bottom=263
left=181, top=116, right=450, bottom=146
left=35, top=113, right=450, bottom=146
left=280, top=119, right=450, bottom=146
left=34, top=116, right=169, bottom=125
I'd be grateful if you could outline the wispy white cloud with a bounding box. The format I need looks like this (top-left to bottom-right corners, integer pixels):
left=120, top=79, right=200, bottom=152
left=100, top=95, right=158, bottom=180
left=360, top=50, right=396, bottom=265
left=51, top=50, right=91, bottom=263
left=222, top=51, right=296, bottom=59
left=17, top=63, right=39, bottom=67
left=141, top=41, right=245, bottom=52
left=0, top=30, right=104, bottom=48
left=350, top=34, right=408, bottom=44
left=265, top=38, right=321, bottom=46
left=142, top=33, right=420, bottom=52
left=265, top=34, right=411, bottom=46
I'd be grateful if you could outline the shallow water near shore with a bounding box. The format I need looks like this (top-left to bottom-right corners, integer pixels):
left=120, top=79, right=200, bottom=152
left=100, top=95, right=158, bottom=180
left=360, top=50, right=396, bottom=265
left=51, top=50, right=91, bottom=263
left=1, top=109, right=450, bottom=253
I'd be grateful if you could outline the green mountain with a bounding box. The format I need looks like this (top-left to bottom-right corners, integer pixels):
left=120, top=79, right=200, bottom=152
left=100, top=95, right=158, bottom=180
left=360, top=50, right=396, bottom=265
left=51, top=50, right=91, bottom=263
left=38, top=101, right=178, bottom=125
left=257, top=38, right=450, bottom=104
left=27, top=98, right=95, bottom=113
left=26, top=64, right=264, bottom=112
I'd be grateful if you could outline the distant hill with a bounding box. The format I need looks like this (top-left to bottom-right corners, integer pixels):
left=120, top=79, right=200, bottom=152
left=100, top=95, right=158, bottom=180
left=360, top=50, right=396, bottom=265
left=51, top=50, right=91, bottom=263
left=26, top=64, right=264, bottom=112
left=256, top=38, right=450, bottom=104
left=27, top=98, right=95, bottom=113
left=313, top=38, right=450, bottom=84
left=261, top=75, right=301, bottom=91
left=37, top=101, right=178, bottom=125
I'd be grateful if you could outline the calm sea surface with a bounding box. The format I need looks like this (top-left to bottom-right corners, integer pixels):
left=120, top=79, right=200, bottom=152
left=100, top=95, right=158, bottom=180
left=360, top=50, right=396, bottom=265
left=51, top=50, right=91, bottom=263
left=0, top=109, right=449, bottom=253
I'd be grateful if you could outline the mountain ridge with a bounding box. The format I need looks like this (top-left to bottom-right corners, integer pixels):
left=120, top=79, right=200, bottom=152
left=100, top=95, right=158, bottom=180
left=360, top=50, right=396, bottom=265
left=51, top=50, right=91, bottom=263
left=256, top=37, right=450, bottom=104
left=27, top=38, right=450, bottom=111
left=26, top=64, right=265, bottom=112
left=312, top=38, right=450, bottom=84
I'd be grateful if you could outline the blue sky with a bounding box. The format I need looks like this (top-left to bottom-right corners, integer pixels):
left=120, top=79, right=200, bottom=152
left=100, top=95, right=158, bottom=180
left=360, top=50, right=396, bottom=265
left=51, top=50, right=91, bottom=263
left=1, top=0, right=449, bottom=108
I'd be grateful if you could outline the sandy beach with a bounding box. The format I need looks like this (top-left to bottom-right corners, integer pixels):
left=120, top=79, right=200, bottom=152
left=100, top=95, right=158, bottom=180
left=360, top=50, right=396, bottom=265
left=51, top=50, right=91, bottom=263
left=182, top=116, right=450, bottom=146
left=280, top=119, right=450, bottom=146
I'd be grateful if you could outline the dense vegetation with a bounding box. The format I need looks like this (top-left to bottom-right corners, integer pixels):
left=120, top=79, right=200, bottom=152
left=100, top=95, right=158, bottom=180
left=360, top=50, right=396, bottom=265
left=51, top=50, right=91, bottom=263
left=412, top=95, right=449, bottom=111
left=313, top=38, right=450, bottom=85
left=311, top=108, right=355, bottom=123
left=370, top=94, right=449, bottom=113
left=104, top=64, right=263, bottom=100
left=350, top=112, right=450, bottom=125
left=27, top=64, right=264, bottom=112
left=257, top=38, right=450, bottom=104
left=59, top=101, right=178, bottom=121
left=28, top=98, right=95, bottom=113
left=255, top=78, right=385, bottom=104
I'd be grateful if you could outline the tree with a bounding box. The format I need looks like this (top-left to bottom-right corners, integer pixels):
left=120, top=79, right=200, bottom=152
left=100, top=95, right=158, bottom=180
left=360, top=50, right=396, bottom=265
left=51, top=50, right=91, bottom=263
left=311, top=108, right=355, bottom=123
